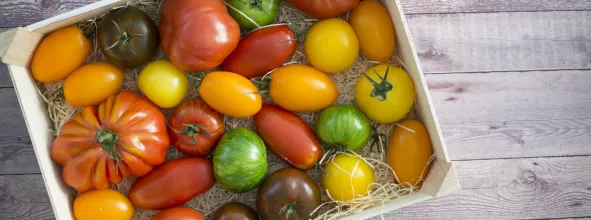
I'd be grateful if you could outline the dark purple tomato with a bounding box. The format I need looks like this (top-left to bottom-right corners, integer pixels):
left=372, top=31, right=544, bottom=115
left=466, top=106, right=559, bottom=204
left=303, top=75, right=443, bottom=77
left=212, top=202, right=258, bottom=220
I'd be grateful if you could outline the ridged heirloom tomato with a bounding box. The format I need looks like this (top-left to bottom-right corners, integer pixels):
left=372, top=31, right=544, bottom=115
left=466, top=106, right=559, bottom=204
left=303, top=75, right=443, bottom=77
left=285, top=0, right=359, bottom=19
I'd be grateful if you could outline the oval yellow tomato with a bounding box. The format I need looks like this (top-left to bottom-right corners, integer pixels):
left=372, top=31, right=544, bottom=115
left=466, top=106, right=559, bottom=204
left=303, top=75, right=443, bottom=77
left=31, top=26, right=91, bottom=83
left=355, top=64, right=415, bottom=123
left=349, top=0, right=396, bottom=62
left=199, top=71, right=262, bottom=118
left=64, top=62, right=123, bottom=107
left=138, top=59, right=189, bottom=108
left=269, top=64, right=338, bottom=112
left=304, top=18, right=359, bottom=73
left=322, top=154, right=375, bottom=201
left=387, top=120, right=433, bottom=189
left=74, top=189, right=134, bottom=220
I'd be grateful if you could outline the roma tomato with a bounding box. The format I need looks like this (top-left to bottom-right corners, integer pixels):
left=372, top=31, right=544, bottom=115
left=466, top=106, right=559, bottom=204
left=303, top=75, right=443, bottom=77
left=129, top=157, right=215, bottom=210
left=254, top=104, right=322, bottom=170
left=31, top=26, right=91, bottom=83
left=387, top=120, right=433, bottom=188
left=257, top=168, right=321, bottom=220
left=212, top=202, right=258, bottom=220
left=285, top=0, right=359, bottom=19
left=138, top=59, right=189, bottom=108
left=98, top=6, right=158, bottom=68
left=168, top=99, right=224, bottom=156
left=226, top=0, right=280, bottom=30
left=221, top=24, right=297, bottom=79
left=267, top=64, right=337, bottom=112
left=315, top=104, right=371, bottom=152
left=322, top=154, right=375, bottom=201
left=51, top=91, right=170, bottom=192
left=74, top=189, right=134, bottom=220
left=305, top=18, right=359, bottom=73
left=152, top=208, right=205, bottom=220
left=160, top=0, right=240, bottom=72
left=355, top=64, right=415, bottom=123
left=64, top=62, right=123, bottom=107
left=200, top=71, right=262, bottom=118
left=349, top=0, right=396, bottom=62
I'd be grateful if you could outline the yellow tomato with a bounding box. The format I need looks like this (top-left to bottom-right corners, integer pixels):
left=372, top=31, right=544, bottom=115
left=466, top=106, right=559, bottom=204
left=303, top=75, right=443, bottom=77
left=138, top=59, right=189, bottom=108
left=387, top=120, right=433, bottom=189
left=355, top=64, right=415, bottom=123
left=199, top=71, right=262, bottom=118
left=74, top=189, right=134, bottom=220
left=269, top=64, right=338, bottom=112
left=31, top=26, right=91, bottom=83
left=322, top=154, right=375, bottom=201
left=64, top=62, right=123, bottom=107
left=304, top=18, right=359, bottom=73
left=349, top=0, right=396, bottom=62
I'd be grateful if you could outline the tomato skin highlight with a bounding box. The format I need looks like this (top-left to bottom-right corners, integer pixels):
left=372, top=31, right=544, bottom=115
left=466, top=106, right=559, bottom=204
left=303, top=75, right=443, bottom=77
left=212, top=202, right=259, bottom=220
left=200, top=71, right=262, bottom=118
left=322, top=154, right=375, bottom=201
left=74, top=189, right=134, bottom=220
left=387, top=120, right=433, bottom=188
left=64, top=62, right=124, bottom=107
left=152, top=208, right=206, bottom=220
left=284, top=0, right=359, bottom=19
left=168, top=99, right=224, bottom=156
left=304, top=18, right=359, bottom=73
left=349, top=0, right=396, bottom=62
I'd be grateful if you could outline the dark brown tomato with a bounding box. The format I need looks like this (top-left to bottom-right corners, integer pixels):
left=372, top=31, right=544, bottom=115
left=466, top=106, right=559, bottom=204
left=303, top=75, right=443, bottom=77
left=152, top=207, right=206, bottom=220
left=284, top=0, right=359, bottom=19
left=221, top=24, right=297, bottom=79
left=98, top=6, right=158, bottom=68
left=256, top=168, right=321, bottom=220
left=212, top=202, right=258, bottom=220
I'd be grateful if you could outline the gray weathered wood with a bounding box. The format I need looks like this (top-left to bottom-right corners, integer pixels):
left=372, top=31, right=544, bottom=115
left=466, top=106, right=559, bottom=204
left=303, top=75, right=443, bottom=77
left=0, top=175, right=53, bottom=220
left=0, top=0, right=98, bottom=28
left=401, top=0, right=591, bottom=14
left=0, top=64, right=12, bottom=88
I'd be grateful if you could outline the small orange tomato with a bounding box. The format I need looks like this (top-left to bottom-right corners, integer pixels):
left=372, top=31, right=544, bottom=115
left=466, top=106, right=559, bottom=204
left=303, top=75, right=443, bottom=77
left=31, top=26, right=91, bottom=83
left=199, top=71, right=262, bottom=118
left=152, top=208, right=205, bottom=220
left=349, top=0, right=396, bottom=62
left=387, top=120, right=433, bottom=188
left=73, top=189, right=134, bottom=220
left=64, top=62, right=123, bottom=107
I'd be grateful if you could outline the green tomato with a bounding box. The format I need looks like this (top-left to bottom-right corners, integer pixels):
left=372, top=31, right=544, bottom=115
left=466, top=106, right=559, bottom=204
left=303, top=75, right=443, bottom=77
left=226, top=0, right=280, bottom=30
left=315, top=104, right=371, bottom=151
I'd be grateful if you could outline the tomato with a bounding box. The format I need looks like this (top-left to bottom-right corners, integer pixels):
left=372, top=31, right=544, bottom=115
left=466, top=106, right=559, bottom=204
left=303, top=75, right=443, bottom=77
left=226, top=0, right=280, bottom=30
left=212, top=202, right=258, bottom=220
left=74, top=189, right=134, bottom=220
left=221, top=24, right=297, bottom=79
left=138, top=59, right=189, bottom=108
left=31, top=26, right=91, bottom=83
left=51, top=91, right=170, bottom=192
left=160, top=0, right=240, bottom=72
left=63, top=62, right=123, bottom=107
left=305, top=18, right=359, bottom=73
left=98, top=6, right=158, bottom=68
left=322, top=154, right=375, bottom=201
left=168, top=99, right=224, bottom=156
left=349, top=0, right=396, bottom=62
left=254, top=104, right=322, bottom=170
left=213, top=128, right=267, bottom=193
left=152, top=208, right=205, bottom=220
left=315, top=104, right=371, bottom=152
left=285, top=0, right=359, bottom=19
left=129, top=157, right=215, bottom=210
left=355, top=64, right=415, bottom=123
left=257, top=168, right=321, bottom=220
left=387, top=120, right=433, bottom=188
left=199, top=71, right=262, bottom=118
left=267, top=64, right=337, bottom=112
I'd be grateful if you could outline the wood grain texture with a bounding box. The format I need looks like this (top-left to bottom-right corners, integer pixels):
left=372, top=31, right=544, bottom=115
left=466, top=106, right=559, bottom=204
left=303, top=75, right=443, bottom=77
left=401, top=0, right=591, bottom=14
left=0, top=64, right=12, bottom=88
left=0, top=175, right=53, bottom=220
left=0, top=0, right=98, bottom=27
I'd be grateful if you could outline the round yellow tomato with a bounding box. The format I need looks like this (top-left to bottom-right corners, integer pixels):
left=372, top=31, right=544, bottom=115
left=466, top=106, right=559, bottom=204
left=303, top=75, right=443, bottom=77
left=138, top=59, right=189, bottom=108
left=304, top=18, right=359, bottom=73
left=74, top=189, right=134, bottom=220
left=199, top=71, right=262, bottom=118
left=355, top=64, right=415, bottom=123
left=64, top=62, right=123, bottom=107
left=269, top=64, right=338, bottom=112
left=31, top=26, right=91, bottom=83
left=349, top=0, right=396, bottom=62
left=322, top=154, right=375, bottom=201
left=387, top=120, right=433, bottom=189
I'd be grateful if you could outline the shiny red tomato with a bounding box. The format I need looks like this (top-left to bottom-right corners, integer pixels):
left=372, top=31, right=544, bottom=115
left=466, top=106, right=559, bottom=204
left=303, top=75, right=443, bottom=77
left=160, top=0, right=240, bottom=72
left=168, top=99, right=224, bottom=156
left=221, top=24, right=297, bottom=79
left=129, top=157, right=215, bottom=210
left=152, top=208, right=206, bottom=220
left=285, top=0, right=359, bottom=19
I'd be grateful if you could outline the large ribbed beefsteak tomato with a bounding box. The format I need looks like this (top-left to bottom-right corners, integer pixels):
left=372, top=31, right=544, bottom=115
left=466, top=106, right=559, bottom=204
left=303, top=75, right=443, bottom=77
left=51, top=91, right=170, bottom=192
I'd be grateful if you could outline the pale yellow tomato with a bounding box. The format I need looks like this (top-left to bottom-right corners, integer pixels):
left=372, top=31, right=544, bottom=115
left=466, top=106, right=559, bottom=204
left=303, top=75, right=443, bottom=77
left=349, top=0, right=396, bottom=62
left=304, top=18, right=359, bottom=73
left=74, top=189, right=134, bottom=220
left=138, top=59, right=189, bottom=108
left=322, top=154, right=375, bottom=201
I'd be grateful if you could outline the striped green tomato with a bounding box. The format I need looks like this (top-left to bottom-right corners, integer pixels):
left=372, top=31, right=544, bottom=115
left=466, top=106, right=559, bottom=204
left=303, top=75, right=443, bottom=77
left=315, top=104, right=371, bottom=152
left=213, top=128, right=268, bottom=192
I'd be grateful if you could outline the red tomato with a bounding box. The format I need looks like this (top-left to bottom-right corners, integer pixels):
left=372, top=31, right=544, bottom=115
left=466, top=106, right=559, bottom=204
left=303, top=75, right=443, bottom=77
left=254, top=104, right=323, bottom=170
left=51, top=91, right=170, bottom=192
left=221, top=24, right=297, bottom=79
left=129, top=157, right=215, bottom=210
left=152, top=208, right=205, bottom=220
left=160, top=0, right=240, bottom=72
left=285, top=0, right=360, bottom=19
left=168, top=99, right=224, bottom=156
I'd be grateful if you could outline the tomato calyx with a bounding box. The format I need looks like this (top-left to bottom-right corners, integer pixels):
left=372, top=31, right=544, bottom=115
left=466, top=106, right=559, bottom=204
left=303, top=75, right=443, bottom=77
left=247, top=0, right=264, bottom=11
left=369, top=125, right=387, bottom=154
left=252, top=76, right=272, bottom=94
left=171, top=123, right=214, bottom=144
left=279, top=202, right=304, bottom=220
left=361, top=64, right=393, bottom=102
left=95, top=127, right=124, bottom=164
left=104, top=20, right=144, bottom=55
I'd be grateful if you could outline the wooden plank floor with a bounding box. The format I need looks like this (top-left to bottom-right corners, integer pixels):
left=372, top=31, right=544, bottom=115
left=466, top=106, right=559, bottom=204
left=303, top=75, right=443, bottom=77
left=0, top=0, right=590, bottom=219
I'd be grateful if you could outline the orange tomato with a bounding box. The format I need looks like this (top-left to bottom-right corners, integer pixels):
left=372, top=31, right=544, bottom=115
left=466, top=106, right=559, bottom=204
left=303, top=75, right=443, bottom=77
left=152, top=208, right=205, bottom=220
left=64, top=62, right=123, bottom=107
left=31, top=26, right=91, bottom=83
left=349, top=0, right=396, bottom=62
left=199, top=71, right=262, bottom=118
left=387, top=120, right=433, bottom=188
left=73, top=189, right=134, bottom=220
